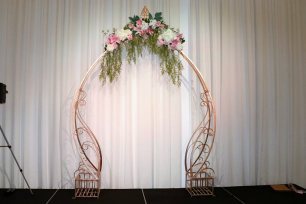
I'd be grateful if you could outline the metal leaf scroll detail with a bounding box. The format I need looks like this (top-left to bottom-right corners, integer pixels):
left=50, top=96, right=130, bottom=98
left=180, top=51, right=216, bottom=196
left=71, top=48, right=216, bottom=198
left=72, top=53, right=105, bottom=198
left=71, top=7, right=216, bottom=198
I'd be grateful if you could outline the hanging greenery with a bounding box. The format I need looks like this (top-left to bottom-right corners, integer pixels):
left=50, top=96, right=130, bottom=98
left=100, top=11, right=185, bottom=86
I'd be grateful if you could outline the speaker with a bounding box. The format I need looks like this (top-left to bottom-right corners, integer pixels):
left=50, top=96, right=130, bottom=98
left=0, top=83, right=8, bottom=104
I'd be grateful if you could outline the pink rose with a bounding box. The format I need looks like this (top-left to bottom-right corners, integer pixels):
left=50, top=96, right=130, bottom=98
left=133, top=27, right=141, bottom=33
left=107, top=34, right=120, bottom=44
left=146, top=28, right=154, bottom=35
left=136, top=19, right=142, bottom=28
left=156, top=21, right=161, bottom=27
left=170, top=38, right=179, bottom=49
left=159, top=23, right=165, bottom=29
left=139, top=30, right=146, bottom=36
left=157, top=38, right=165, bottom=46
left=176, top=34, right=183, bottom=40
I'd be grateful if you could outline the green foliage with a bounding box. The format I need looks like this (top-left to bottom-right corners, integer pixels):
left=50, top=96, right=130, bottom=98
left=100, top=12, right=183, bottom=86
left=129, top=15, right=140, bottom=24
left=100, top=46, right=122, bottom=84
left=154, top=12, right=163, bottom=21
left=125, top=36, right=144, bottom=64
left=100, top=37, right=183, bottom=86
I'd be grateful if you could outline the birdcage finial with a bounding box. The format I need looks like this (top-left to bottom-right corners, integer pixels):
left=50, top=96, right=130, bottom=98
left=141, top=6, right=149, bottom=19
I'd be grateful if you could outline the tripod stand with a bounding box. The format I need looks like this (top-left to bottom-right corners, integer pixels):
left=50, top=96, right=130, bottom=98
left=0, top=124, right=33, bottom=195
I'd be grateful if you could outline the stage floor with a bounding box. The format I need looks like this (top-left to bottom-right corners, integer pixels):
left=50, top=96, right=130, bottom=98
left=0, top=185, right=305, bottom=204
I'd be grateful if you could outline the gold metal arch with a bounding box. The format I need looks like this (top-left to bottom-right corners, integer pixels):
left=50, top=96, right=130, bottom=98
left=71, top=50, right=216, bottom=198
left=180, top=51, right=216, bottom=196
left=72, top=53, right=105, bottom=198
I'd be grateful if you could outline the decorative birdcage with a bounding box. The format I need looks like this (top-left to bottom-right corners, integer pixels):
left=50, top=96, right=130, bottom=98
left=75, top=167, right=101, bottom=198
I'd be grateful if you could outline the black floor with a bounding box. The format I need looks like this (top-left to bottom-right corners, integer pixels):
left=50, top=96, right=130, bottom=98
left=0, top=186, right=305, bottom=204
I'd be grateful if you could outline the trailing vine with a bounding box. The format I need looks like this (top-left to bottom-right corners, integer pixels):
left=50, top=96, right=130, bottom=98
left=100, top=10, right=185, bottom=86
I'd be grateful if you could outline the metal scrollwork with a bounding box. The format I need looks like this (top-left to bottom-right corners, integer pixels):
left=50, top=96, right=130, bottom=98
left=180, top=51, right=216, bottom=196
left=72, top=53, right=105, bottom=198
left=71, top=51, right=216, bottom=198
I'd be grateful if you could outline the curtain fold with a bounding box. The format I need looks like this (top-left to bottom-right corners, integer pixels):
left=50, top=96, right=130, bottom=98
left=189, top=0, right=306, bottom=187
left=0, top=0, right=305, bottom=189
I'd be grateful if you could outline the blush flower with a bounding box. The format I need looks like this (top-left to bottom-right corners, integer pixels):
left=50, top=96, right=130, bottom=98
left=155, top=21, right=162, bottom=27
left=157, top=37, right=165, bottom=46
left=136, top=19, right=142, bottom=28
left=103, top=12, right=185, bottom=53
left=107, top=34, right=120, bottom=44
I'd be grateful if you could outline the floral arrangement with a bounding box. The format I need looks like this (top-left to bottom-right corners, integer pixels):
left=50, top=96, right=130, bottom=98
left=100, top=9, right=185, bottom=85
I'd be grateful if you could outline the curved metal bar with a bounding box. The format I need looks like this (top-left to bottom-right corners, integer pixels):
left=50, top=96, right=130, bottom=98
left=71, top=53, right=105, bottom=198
left=180, top=52, right=216, bottom=168
left=72, top=52, right=104, bottom=175
left=179, top=51, right=216, bottom=196
left=72, top=50, right=216, bottom=197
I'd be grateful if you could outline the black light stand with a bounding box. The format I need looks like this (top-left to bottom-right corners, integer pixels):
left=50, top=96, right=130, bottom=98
left=0, top=83, right=33, bottom=195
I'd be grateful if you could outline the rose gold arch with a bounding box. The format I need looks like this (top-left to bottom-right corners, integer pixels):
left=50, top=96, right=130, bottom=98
left=72, top=53, right=105, bottom=198
left=71, top=8, right=216, bottom=199
left=180, top=51, right=216, bottom=196
left=71, top=50, right=216, bottom=197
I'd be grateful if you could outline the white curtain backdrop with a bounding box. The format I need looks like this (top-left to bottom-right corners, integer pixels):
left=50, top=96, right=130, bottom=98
left=85, top=52, right=182, bottom=188
left=0, top=0, right=305, bottom=189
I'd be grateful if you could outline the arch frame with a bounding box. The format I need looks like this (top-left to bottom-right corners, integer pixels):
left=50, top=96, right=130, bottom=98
left=71, top=51, right=216, bottom=197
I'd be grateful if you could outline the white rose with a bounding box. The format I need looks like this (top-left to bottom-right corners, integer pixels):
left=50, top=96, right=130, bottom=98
left=124, top=29, right=132, bottom=37
left=116, top=29, right=131, bottom=41
left=160, top=29, right=176, bottom=43
left=141, top=22, right=149, bottom=30
left=149, top=19, right=157, bottom=28
left=106, top=43, right=117, bottom=52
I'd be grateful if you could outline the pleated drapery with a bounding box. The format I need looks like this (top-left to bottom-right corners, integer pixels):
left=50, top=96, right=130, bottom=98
left=0, top=0, right=305, bottom=189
